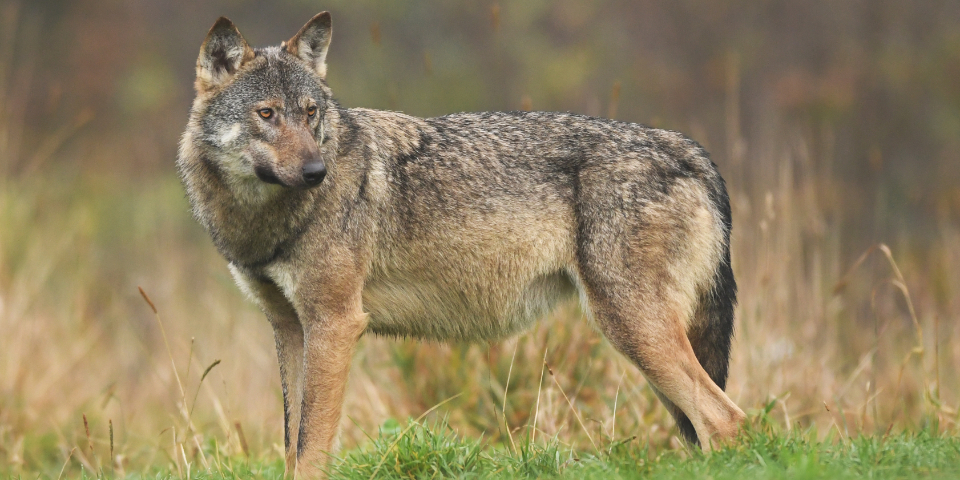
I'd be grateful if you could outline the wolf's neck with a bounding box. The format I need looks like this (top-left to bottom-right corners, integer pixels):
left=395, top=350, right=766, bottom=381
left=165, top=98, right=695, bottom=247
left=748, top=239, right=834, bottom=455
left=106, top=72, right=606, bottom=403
left=184, top=154, right=318, bottom=268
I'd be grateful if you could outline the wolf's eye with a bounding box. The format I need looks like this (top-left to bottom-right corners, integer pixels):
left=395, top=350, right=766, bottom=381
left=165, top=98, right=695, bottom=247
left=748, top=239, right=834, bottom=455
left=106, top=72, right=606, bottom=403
left=307, top=106, right=317, bottom=117
left=257, top=108, right=274, bottom=119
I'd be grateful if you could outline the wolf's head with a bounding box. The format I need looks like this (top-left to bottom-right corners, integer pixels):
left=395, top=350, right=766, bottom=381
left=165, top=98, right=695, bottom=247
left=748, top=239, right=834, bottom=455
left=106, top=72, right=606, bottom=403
left=187, top=13, right=336, bottom=190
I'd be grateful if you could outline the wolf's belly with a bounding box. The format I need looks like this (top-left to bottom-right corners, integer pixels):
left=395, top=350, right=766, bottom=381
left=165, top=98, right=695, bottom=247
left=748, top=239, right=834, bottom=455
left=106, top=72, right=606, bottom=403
left=362, top=270, right=577, bottom=341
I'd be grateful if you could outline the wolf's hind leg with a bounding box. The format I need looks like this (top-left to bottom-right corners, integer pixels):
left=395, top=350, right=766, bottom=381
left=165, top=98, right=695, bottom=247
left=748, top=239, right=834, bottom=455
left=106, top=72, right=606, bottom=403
left=585, top=286, right=744, bottom=448
left=642, top=258, right=739, bottom=446
left=649, top=387, right=699, bottom=445
left=573, top=169, right=744, bottom=447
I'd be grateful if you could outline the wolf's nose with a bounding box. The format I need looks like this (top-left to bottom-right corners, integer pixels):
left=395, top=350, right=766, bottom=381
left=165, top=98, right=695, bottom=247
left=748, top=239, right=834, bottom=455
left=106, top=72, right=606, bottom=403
left=302, top=161, right=327, bottom=186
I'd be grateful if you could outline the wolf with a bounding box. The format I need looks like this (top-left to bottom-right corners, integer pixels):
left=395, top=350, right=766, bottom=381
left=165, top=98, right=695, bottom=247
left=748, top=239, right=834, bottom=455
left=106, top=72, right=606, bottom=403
left=178, top=11, right=746, bottom=478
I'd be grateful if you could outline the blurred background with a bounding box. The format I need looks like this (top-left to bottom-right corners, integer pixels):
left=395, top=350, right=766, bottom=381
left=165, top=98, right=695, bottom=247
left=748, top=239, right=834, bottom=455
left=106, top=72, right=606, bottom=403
left=1, top=0, right=959, bottom=475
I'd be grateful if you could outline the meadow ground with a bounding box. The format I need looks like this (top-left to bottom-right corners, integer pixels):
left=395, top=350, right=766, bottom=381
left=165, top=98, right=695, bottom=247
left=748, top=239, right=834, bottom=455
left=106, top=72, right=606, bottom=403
left=9, top=417, right=960, bottom=478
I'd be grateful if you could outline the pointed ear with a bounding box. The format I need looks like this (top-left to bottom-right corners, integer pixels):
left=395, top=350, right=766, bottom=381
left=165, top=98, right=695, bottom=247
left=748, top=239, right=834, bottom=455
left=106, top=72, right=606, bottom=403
left=285, top=12, right=332, bottom=78
left=196, top=17, right=255, bottom=93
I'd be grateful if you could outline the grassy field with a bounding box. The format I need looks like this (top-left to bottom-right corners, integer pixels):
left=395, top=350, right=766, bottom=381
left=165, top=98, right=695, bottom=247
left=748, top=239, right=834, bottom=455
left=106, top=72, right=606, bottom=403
left=11, top=417, right=960, bottom=478
left=332, top=419, right=960, bottom=480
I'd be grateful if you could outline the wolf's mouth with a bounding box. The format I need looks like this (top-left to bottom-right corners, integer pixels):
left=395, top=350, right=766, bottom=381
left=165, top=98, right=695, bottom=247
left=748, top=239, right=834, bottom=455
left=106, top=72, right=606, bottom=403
left=254, top=164, right=283, bottom=185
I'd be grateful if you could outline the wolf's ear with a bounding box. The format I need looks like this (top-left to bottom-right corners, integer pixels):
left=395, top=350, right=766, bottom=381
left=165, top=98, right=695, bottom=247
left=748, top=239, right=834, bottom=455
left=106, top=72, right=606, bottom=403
left=196, top=17, right=255, bottom=93
left=285, top=12, right=332, bottom=78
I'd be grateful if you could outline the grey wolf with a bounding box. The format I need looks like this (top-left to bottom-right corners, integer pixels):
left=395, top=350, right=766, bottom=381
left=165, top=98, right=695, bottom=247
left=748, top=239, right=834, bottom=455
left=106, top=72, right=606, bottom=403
left=178, top=12, right=746, bottom=478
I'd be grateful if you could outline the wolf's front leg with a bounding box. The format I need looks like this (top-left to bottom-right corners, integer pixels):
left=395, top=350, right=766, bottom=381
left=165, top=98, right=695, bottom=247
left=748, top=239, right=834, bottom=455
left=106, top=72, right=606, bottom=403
left=294, top=294, right=367, bottom=479
left=271, top=314, right=305, bottom=475
left=228, top=265, right=306, bottom=475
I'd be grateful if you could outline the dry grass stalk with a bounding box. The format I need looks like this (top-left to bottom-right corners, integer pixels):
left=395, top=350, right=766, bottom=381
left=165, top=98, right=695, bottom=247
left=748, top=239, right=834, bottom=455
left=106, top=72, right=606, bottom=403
left=234, top=422, right=249, bottom=458
left=546, top=361, right=598, bottom=453
left=56, top=447, right=76, bottom=480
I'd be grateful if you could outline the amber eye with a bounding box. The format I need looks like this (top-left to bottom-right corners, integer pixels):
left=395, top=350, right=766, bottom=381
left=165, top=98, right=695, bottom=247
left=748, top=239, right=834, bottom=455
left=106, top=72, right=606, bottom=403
left=307, top=106, right=317, bottom=117
left=257, top=108, right=274, bottom=119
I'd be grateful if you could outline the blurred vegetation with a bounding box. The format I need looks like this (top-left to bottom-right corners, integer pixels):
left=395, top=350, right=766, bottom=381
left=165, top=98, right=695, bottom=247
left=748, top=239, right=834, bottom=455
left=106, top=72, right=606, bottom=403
left=4, top=0, right=960, bottom=248
left=1, top=0, right=960, bottom=477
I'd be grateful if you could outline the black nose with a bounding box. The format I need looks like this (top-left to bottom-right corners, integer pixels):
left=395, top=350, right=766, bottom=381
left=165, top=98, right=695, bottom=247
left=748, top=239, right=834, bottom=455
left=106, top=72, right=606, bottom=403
left=302, top=161, right=326, bottom=186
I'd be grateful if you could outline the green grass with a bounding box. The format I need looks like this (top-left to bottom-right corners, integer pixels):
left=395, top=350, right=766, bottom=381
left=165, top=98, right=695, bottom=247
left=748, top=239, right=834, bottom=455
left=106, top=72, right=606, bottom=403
left=15, top=418, right=958, bottom=479
left=324, top=419, right=960, bottom=480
